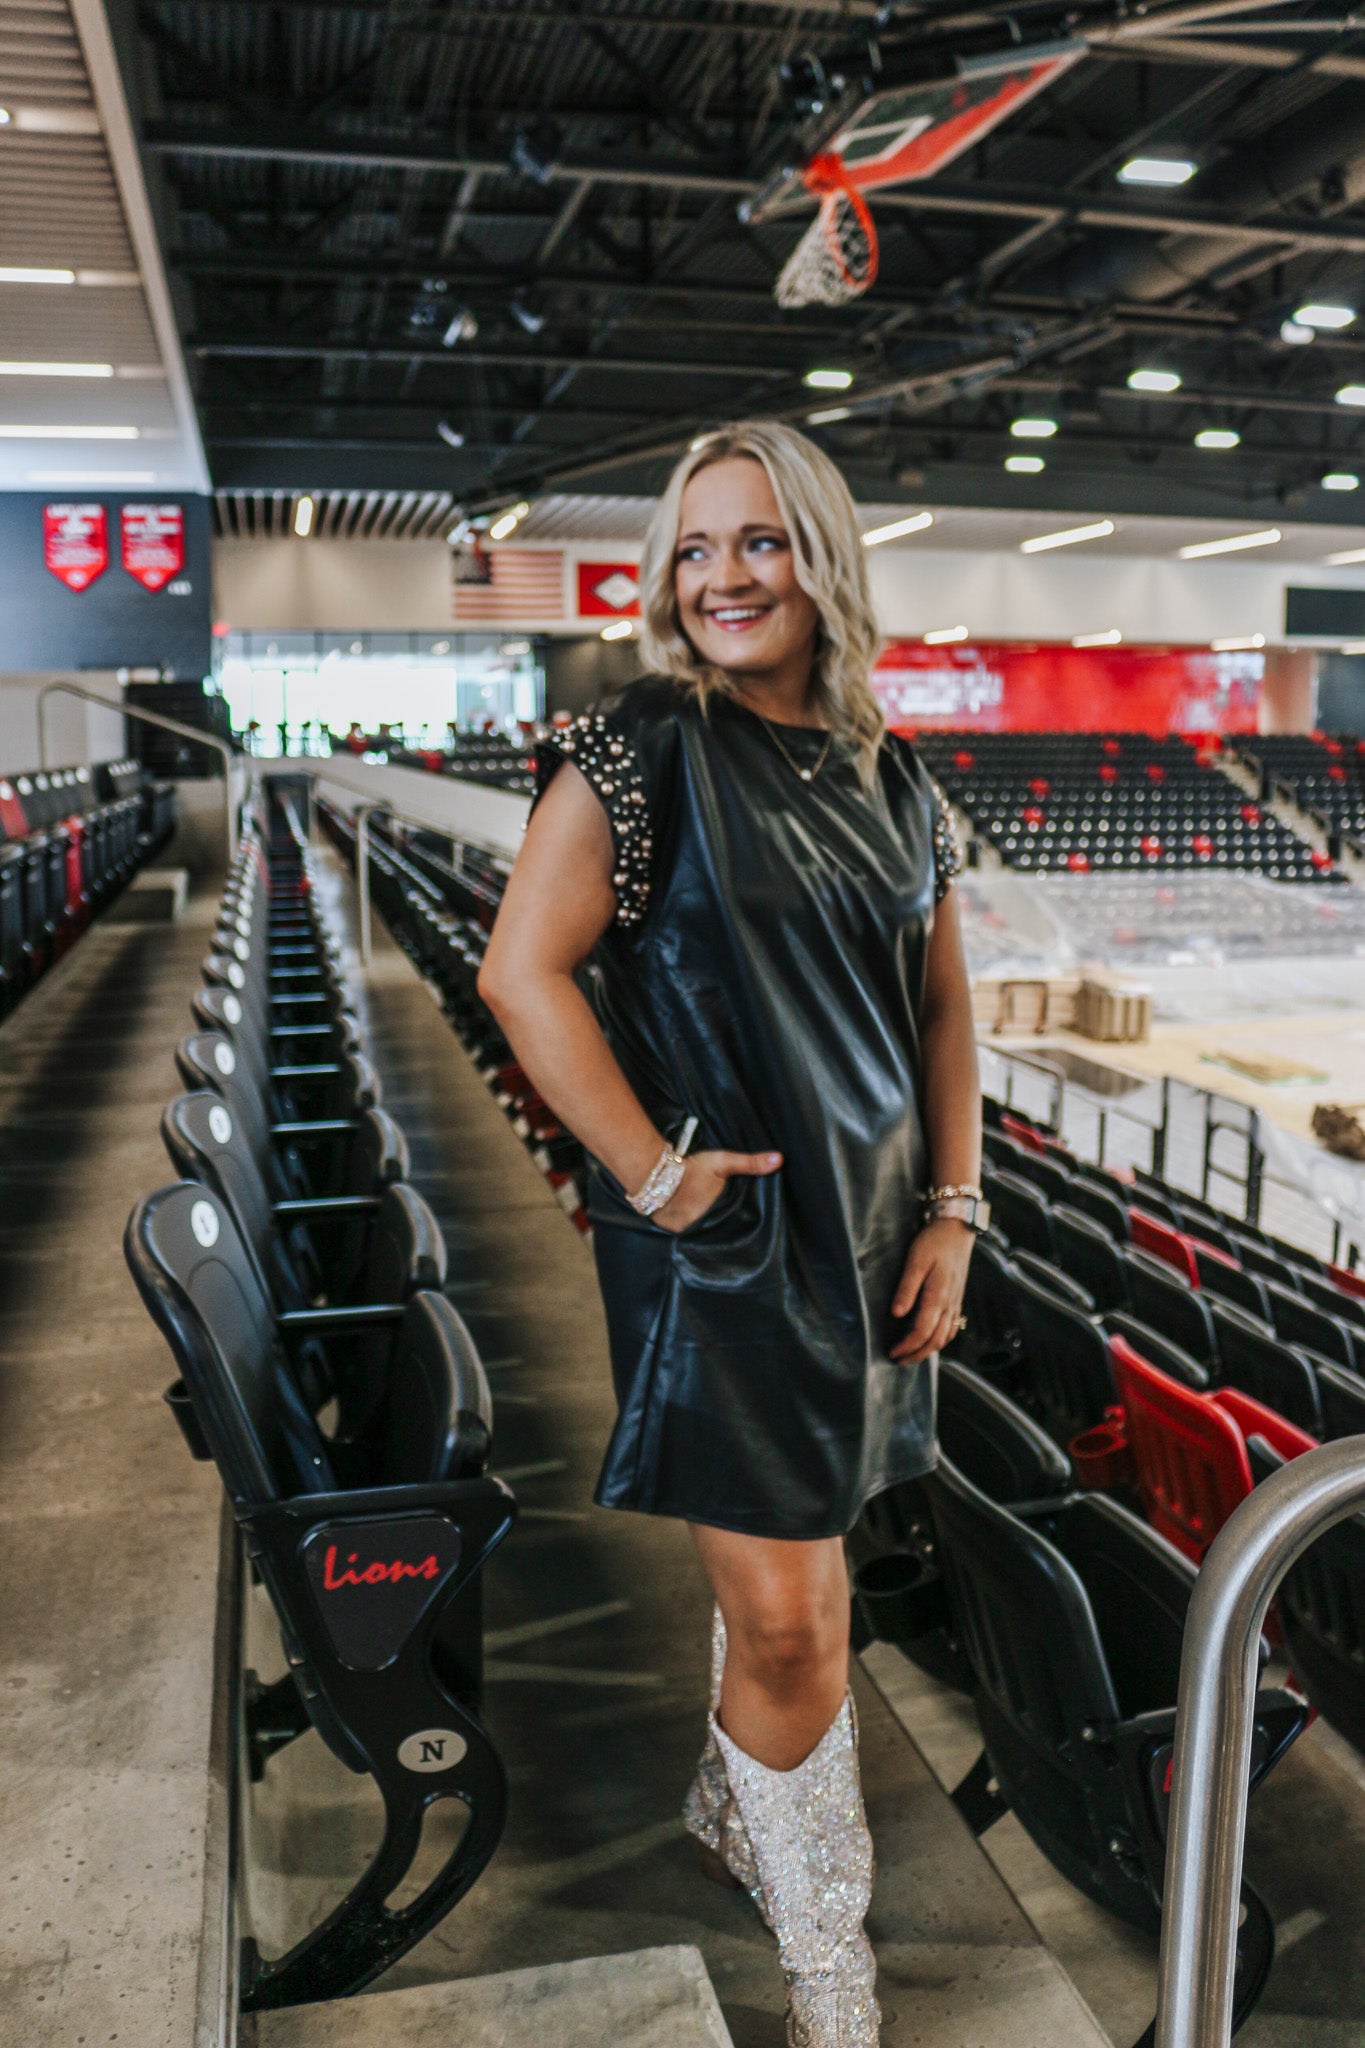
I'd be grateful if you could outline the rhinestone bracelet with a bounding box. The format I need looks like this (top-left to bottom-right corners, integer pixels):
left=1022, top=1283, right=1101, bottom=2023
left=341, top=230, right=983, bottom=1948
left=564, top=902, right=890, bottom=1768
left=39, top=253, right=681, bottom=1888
left=628, top=1115, right=699, bottom=1217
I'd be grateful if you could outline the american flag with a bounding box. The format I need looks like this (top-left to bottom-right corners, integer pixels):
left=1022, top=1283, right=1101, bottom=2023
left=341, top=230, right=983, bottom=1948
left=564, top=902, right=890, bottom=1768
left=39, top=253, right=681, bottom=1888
left=452, top=546, right=565, bottom=622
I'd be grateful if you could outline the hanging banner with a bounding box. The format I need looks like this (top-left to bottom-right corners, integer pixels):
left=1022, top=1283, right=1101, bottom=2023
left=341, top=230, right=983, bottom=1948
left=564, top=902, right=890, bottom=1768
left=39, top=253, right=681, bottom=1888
left=120, top=502, right=185, bottom=592
left=577, top=560, right=640, bottom=618
left=872, top=640, right=1263, bottom=735
left=43, top=502, right=108, bottom=592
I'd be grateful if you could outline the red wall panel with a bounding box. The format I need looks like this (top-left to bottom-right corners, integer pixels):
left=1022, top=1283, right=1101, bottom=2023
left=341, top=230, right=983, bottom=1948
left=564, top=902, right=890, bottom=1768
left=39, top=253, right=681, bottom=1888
left=872, top=641, right=1262, bottom=734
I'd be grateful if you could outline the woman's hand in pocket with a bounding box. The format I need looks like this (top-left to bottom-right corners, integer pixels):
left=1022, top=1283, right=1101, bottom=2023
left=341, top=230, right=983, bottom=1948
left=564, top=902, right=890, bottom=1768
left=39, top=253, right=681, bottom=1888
left=653, top=1149, right=782, bottom=1233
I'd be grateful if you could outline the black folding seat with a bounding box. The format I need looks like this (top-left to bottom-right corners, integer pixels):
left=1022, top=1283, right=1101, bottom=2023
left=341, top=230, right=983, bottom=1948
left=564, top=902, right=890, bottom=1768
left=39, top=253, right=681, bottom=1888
left=982, top=1129, right=1028, bottom=1173
left=1230, top=1233, right=1299, bottom=1288
left=1011, top=1248, right=1094, bottom=1312
left=1206, top=1298, right=1325, bottom=1438
left=1103, top=1310, right=1209, bottom=1390
left=1053, top=1204, right=1129, bottom=1311
left=1121, top=1246, right=1218, bottom=1366
left=1248, top=1438, right=1365, bottom=1757
left=177, top=1028, right=379, bottom=1130
left=1129, top=1173, right=1181, bottom=1226
left=176, top=1031, right=381, bottom=1202
left=1316, top=1360, right=1365, bottom=1440
left=1193, top=1247, right=1272, bottom=1322
left=191, top=981, right=362, bottom=1064
left=950, top=1232, right=1025, bottom=1385
left=1261, top=1280, right=1360, bottom=1373
left=1063, top=1173, right=1132, bottom=1242
left=1004, top=1148, right=1073, bottom=1207
left=1298, top=1269, right=1365, bottom=1332
left=924, top=1457, right=1302, bottom=2034
left=1013, top=1263, right=1116, bottom=1443
left=985, top=1169, right=1056, bottom=1259
left=126, top=1180, right=513, bottom=2009
left=1170, top=1202, right=1239, bottom=1259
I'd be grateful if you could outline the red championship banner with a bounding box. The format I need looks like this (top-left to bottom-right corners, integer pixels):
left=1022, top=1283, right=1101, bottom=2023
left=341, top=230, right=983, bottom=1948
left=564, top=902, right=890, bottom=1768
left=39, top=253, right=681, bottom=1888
left=43, top=502, right=108, bottom=592
left=576, top=560, right=641, bottom=618
left=872, top=640, right=1262, bottom=736
left=120, top=502, right=184, bottom=591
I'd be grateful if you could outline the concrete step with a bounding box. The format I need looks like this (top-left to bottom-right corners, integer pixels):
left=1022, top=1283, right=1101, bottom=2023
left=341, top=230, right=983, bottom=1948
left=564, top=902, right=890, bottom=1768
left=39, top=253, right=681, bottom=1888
left=252, top=1944, right=734, bottom=2048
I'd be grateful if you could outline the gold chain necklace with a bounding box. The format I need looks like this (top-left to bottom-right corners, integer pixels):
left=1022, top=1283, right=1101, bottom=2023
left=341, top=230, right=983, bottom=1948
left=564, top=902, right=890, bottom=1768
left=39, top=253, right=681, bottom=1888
left=758, top=717, right=833, bottom=784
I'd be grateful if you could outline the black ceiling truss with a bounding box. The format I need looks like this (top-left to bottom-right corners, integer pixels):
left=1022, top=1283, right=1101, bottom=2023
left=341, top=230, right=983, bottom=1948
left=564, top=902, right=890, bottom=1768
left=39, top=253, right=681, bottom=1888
left=115, top=0, right=1365, bottom=518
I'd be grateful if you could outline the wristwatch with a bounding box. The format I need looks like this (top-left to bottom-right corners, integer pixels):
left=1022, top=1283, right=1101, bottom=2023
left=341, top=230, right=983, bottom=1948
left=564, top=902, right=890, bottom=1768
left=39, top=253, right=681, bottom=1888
left=923, top=1187, right=991, bottom=1233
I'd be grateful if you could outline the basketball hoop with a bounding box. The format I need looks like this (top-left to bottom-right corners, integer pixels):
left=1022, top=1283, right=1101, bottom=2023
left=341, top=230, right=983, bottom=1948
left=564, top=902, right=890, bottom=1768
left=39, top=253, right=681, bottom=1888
left=775, top=153, right=879, bottom=310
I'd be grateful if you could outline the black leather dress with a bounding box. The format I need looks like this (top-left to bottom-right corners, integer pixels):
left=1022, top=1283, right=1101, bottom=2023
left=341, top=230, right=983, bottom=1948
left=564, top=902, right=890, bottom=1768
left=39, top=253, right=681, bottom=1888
left=535, top=676, right=962, bottom=1539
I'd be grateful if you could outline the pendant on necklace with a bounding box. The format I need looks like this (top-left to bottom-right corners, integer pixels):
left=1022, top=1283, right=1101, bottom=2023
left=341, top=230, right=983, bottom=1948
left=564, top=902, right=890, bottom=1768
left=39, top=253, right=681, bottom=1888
left=799, top=768, right=812, bottom=781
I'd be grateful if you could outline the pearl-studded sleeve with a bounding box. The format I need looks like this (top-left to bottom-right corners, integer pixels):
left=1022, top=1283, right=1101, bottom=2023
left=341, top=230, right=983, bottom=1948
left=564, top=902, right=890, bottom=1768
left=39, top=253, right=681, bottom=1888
left=532, top=707, right=655, bottom=928
left=930, top=778, right=962, bottom=903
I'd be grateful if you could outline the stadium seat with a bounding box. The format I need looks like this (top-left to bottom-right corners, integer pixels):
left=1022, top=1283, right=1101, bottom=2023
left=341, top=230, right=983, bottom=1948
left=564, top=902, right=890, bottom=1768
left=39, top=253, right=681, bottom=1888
left=1248, top=1438, right=1365, bottom=1757
left=1262, top=1280, right=1360, bottom=1373
left=1012, top=1262, right=1116, bottom=1443
left=1316, top=1361, right=1365, bottom=1440
left=1064, top=1174, right=1133, bottom=1242
left=1052, top=1204, right=1129, bottom=1311
left=1193, top=1247, right=1273, bottom=1322
left=1207, top=1298, right=1326, bottom=1437
left=1129, top=1210, right=1201, bottom=1285
left=1103, top=1311, right=1210, bottom=1390
left=985, top=1168, right=1056, bottom=1258
left=1121, top=1247, right=1219, bottom=1365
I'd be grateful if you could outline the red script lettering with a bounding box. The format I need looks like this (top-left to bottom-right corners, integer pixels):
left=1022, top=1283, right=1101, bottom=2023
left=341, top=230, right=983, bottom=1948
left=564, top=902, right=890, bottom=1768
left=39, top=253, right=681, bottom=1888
left=323, top=1546, right=441, bottom=1590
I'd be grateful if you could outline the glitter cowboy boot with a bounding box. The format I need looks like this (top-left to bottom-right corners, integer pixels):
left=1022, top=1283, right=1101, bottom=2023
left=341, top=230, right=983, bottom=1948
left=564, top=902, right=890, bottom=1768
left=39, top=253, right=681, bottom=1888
left=682, top=1608, right=771, bottom=1924
left=712, top=1698, right=880, bottom=2048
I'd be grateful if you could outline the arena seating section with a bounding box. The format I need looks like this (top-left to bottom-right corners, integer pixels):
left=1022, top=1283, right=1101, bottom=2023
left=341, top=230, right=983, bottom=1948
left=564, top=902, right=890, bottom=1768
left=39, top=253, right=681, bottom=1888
left=0, top=756, right=175, bottom=1017
left=393, top=730, right=535, bottom=794
left=1231, top=733, right=1365, bottom=862
left=916, top=731, right=1340, bottom=880
left=123, top=778, right=515, bottom=2011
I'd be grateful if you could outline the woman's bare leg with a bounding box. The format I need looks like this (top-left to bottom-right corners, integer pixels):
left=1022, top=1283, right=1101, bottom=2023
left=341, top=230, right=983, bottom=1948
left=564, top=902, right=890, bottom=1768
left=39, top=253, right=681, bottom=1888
left=689, top=1524, right=849, bottom=1769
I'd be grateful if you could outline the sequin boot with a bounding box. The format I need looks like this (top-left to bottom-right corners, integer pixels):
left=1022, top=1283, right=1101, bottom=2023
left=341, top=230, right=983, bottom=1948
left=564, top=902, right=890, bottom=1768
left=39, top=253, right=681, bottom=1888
left=712, top=1698, right=880, bottom=2048
left=682, top=1608, right=771, bottom=1924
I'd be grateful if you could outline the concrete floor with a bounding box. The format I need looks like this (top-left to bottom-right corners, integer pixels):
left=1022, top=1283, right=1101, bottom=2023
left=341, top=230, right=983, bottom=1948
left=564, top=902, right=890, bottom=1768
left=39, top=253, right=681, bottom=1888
left=242, top=858, right=1108, bottom=2048
left=0, top=899, right=225, bottom=2048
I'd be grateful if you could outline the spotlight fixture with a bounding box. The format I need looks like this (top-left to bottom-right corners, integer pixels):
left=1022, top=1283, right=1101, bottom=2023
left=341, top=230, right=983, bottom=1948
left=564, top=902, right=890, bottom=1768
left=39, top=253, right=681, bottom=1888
left=1127, top=368, right=1182, bottom=394
left=1210, top=634, right=1266, bottom=652
left=1011, top=417, right=1058, bottom=439
left=807, top=406, right=852, bottom=425
left=442, top=308, right=478, bottom=346
left=1178, top=529, right=1281, bottom=559
left=1280, top=319, right=1315, bottom=346
left=922, top=626, right=968, bottom=644
left=488, top=500, right=530, bottom=541
left=436, top=420, right=466, bottom=449
left=1020, top=519, right=1115, bottom=554
left=861, top=511, right=934, bottom=547
left=1336, top=385, right=1365, bottom=408
left=1072, top=629, right=1123, bottom=647
left=1118, top=156, right=1195, bottom=186
left=1195, top=429, right=1240, bottom=449
left=1327, top=547, right=1365, bottom=565
left=600, top=620, right=634, bottom=641
left=1005, top=454, right=1045, bottom=474
left=1322, top=472, right=1360, bottom=491
left=1294, top=303, right=1355, bottom=331
left=804, top=368, right=853, bottom=390
left=510, top=294, right=546, bottom=335
left=293, top=494, right=314, bottom=538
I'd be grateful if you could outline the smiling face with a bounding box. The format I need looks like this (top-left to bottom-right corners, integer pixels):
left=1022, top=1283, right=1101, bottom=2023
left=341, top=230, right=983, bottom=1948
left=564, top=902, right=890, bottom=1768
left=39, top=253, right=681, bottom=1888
left=673, top=455, right=821, bottom=699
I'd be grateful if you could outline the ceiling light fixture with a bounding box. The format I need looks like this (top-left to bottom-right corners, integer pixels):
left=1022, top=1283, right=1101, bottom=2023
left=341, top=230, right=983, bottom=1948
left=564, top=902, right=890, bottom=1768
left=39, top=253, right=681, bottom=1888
left=1340, top=640, right=1365, bottom=655
left=1118, top=155, right=1195, bottom=186
left=1294, top=303, right=1355, bottom=331
left=1322, top=472, right=1360, bottom=491
left=1336, top=385, right=1365, bottom=408
left=501, top=639, right=530, bottom=656
left=1127, top=368, right=1182, bottom=394
left=436, top=420, right=465, bottom=449
left=293, top=495, right=314, bottom=538
left=805, top=368, right=853, bottom=390
left=0, top=360, right=112, bottom=377
left=27, top=469, right=156, bottom=484
left=0, top=108, right=10, bottom=126
left=807, top=406, right=852, bottom=425
left=0, top=423, right=138, bottom=438
left=1178, top=529, right=1281, bottom=560
left=1195, top=428, right=1240, bottom=449
left=1005, top=453, right=1045, bottom=474
left=600, top=619, right=634, bottom=641
left=442, top=308, right=478, bottom=346
left=1326, top=547, right=1365, bottom=565
left=1280, top=319, right=1314, bottom=345
left=1211, top=634, right=1266, bottom=652
left=1020, top=518, right=1115, bottom=554
left=1073, top=629, right=1123, bottom=647
left=923, top=625, right=968, bottom=644
left=488, top=500, right=530, bottom=541
left=861, top=510, right=934, bottom=547
left=1011, top=416, right=1058, bottom=439
left=0, top=265, right=75, bottom=284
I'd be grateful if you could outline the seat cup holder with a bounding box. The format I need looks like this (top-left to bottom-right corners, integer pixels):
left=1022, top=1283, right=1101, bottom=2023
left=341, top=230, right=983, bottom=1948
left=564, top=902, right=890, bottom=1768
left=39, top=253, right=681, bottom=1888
left=1069, top=1407, right=1136, bottom=1491
left=853, top=1549, right=945, bottom=1644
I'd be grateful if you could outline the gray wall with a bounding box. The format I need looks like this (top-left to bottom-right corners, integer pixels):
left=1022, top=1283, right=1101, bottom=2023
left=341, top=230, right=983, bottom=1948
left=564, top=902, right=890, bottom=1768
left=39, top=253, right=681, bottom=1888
left=1316, top=654, right=1365, bottom=734
left=542, top=636, right=642, bottom=719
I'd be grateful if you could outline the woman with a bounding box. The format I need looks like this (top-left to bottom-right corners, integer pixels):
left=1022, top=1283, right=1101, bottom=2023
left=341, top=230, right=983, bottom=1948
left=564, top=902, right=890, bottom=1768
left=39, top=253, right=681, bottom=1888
left=479, top=420, right=983, bottom=2047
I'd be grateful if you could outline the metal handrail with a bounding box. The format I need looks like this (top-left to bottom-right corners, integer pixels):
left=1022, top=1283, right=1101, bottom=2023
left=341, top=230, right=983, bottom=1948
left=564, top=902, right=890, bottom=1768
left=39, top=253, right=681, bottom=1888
left=37, top=679, right=241, bottom=865
left=1156, top=1436, right=1365, bottom=2047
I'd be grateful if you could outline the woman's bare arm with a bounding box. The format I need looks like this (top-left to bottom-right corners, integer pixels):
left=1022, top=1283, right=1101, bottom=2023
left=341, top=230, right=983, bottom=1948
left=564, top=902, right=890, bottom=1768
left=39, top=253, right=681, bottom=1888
left=890, top=888, right=982, bottom=1362
left=478, top=761, right=779, bottom=1226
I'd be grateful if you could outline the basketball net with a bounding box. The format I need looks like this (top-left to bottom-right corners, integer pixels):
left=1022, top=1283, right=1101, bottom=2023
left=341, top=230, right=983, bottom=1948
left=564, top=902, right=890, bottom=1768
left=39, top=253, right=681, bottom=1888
left=775, top=152, right=879, bottom=310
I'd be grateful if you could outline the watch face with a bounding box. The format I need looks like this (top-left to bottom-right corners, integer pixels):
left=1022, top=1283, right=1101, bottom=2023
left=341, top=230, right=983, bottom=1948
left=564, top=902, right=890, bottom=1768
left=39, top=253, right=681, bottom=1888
left=975, top=1199, right=991, bottom=1233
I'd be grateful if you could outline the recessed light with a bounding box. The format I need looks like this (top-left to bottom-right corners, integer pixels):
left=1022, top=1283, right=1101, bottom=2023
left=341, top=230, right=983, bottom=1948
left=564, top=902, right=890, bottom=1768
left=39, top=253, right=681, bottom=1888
left=1326, top=547, right=1365, bottom=565
left=293, top=494, right=314, bottom=538
left=861, top=511, right=934, bottom=547
left=0, top=265, right=75, bottom=284
left=1280, top=319, right=1315, bottom=346
left=600, top=620, right=634, bottom=641
left=1073, top=629, right=1123, bottom=647
left=807, top=406, right=852, bottom=425
left=1336, top=385, right=1365, bottom=408
left=0, top=360, right=113, bottom=377
left=1011, top=417, right=1058, bottom=439
left=1128, top=368, right=1182, bottom=394
left=1020, top=519, right=1115, bottom=554
left=1211, top=635, right=1266, bottom=652
left=1295, top=303, right=1355, bottom=331
left=1118, top=156, right=1195, bottom=186
left=805, top=368, right=853, bottom=390
left=1322, top=472, right=1360, bottom=492
left=1195, top=429, right=1240, bottom=450
left=0, top=423, right=138, bottom=438
left=923, top=626, right=968, bottom=644
left=1178, top=529, right=1281, bottom=559
left=1004, top=454, right=1045, bottom=474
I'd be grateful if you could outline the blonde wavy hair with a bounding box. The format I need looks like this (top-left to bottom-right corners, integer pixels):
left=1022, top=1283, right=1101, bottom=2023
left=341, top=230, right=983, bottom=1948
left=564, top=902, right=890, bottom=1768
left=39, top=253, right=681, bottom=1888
left=637, top=419, right=885, bottom=783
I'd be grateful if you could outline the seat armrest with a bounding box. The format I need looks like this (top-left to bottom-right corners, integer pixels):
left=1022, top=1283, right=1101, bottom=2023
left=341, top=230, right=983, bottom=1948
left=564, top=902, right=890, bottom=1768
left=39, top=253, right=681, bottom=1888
left=273, top=1196, right=379, bottom=1219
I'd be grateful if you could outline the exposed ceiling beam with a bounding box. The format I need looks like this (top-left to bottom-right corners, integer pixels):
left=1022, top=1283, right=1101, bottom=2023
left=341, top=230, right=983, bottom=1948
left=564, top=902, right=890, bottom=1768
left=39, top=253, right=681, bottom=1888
left=195, top=340, right=794, bottom=377
left=1101, top=32, right=1365, bottom=77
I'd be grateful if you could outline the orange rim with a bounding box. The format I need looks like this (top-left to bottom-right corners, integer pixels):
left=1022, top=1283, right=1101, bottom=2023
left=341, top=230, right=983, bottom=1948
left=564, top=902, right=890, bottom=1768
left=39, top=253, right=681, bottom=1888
left=800, top=152, right=879, bottom=291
